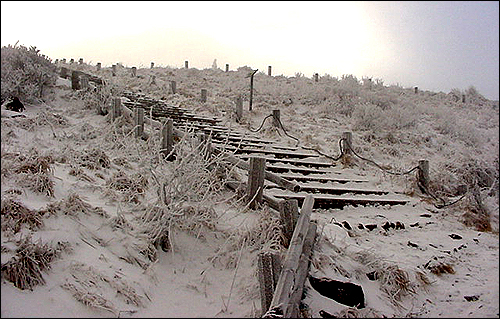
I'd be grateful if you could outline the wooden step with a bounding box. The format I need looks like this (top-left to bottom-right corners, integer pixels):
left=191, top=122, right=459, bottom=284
left=238, top=156, right=334, bottom=168
left=267, top=184, right=389, bottom=196
left=266, top=165, right=335, bottom=175
left=279, top=175, right=369, bottom=184
left=220, top=147, right=320, bottom=159
left=270, top=193, right=409, bottom=209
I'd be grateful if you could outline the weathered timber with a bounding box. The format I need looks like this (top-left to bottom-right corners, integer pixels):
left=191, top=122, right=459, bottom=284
left=268, top=184, right=390, bottom=196
left=258, top=252, right=282, bottom=316
left=263, top=195, right=314, bottom=318
left=247, top=157, right=266, bottom=209
left=266, top=164, right=336, bottom=175
left=279, top=199, right=299, bottom=248
left=112, top=97, right=122, bottom=121
left=272, top=110, right=280, bottom=128
left=71, top=71, right=80, bottom=90
left=286, top=221, right=317, bottom=317
left=271, top=193, right=409, bottom=209
left=134, top=107, right=144, bottom=138
left=417, top=159, right=429, bottom=191
left=236, top=96, right=243, bottom=122
left=225, top=181, right=282, bottom=211
left=161, top=119, right=175, bottom=160
left=239, top=156, right=333, bottom=168
left=278, top=174, right=369, bottom=184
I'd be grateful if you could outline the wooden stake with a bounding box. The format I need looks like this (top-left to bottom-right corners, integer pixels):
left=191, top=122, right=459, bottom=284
left=61, top=58, right=66, bottom=63
left=161, top=119, right=175, bottom=161
left=235, top=96, right=243, bottom=122
left=185, top=60, right=189, bottom=69
left=150, top=62, right=154, bottom=69
left=78, top=58, right=83, bottom=64
left=268, top=66, right=272, bottom=76
left=112, top=64, right=116, bottom=76
left=71, top=71, right=80, bottom=90
left=225, top=64, right=229, bottom=72
left=70, top=58, right=74, bottom=64
left=112, top=97, right=122, bottom=121
left=258, top=252, right=282, bottom=316
left=201, top=89, right=207, bottom=103
left=96, top=62, right=101, bottom=71
left=272, top=110, right=281, bottom=128
left=279, top=199, right=299, bottom=248
left=247, top=157, right=266, bottom=209
left=134, top=107, right=144, bottom=138
left=417, top=159, right=430, bottom=191
left=314, top=73, right=319, bottom=82
left=414, top=86, right=418, bottom=94
left=342, top=131, right=353, bottom=155
left=131, top=67, right=137, bottom=77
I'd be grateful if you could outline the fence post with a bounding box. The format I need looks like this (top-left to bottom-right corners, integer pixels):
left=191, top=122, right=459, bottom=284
left=61, top=58, right=66, bottom=64
left=268, top=66, right=272, bottom=76
left=60, top=67, right=68, bottom=79
left=247, top=157, right=266, bottom=209
left=272, top=109, right=281, bottom=128
left=314, top=73, right=319, bottom=82
left=342, top=132, right=353, bottom=155
left=96, top=62, right=101, bottom=71
left=279, top=199, right=299, bottom=248
left=414, top=87, right=418, bottom=94
left=112, top=64, right=116, bottom=76
left=258, top=252, right=282, bottom=316
left=134, top=107, right=144, bottom=138
left=71, top=71, right=80, bottom=90
left=112, top=97, right=122, bottom=121
left=170, top=81, right=176, bottom=94
left=131, top=67, right=137, bottom=77
left=70, top=58, right=74, bottom=64
left=185, top=61, right=189, bottom=69
left=78, top=58, right=83, bottom=65
left=161, top=119, right=175, bottom=161
left=150, top=62, right=154, bottom=69
left=235, top=96, right=243, bottom=122
left=249, top=69, right=258, bottom=111
left=225, top=64, right=229, bottom=72
left=80, top=75, right=89, bottom=90
left=462, top=94, right=466, bottom=103
left=201, top=89, right=207, bottom=103
left=417, top=160, right=430, bottom=191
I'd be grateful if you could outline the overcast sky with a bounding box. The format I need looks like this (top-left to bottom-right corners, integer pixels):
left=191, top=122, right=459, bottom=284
left=1, top=1, right=498, bottom=100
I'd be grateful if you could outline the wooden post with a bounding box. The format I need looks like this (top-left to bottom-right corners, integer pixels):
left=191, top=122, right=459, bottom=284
left=414, top=86, right=418, bottom=94
left=417, top=159, right=430, bottom=191
left=161, top=119, right=175, bottom=161
left=264, top=195, right=315, bottom=318
left=185, top=60, right=189, bottom=69
left=170, top=81, right=176, bottom=94
left=55, top=59, right=59, bottom=64
left=61, top=58, right=66, bottom=63
left=342, top=132, right=353, bottom=155
left=247, top=157, right=266, bottom=209
left=279, top=199, right=299, bottom=248
left=78, top=58, right=83, bottom=64
left=272, top=109, right=281, bottom=128
left=80, top=75, right=89, bottom=90
left=314, top=73, right=319, bottom=82
left=134, top=107, right=144, bottom=138
left=150, top=62, right=154, bottom=69
left=112, top=98, right=122, bottom=121
left=258, top=252, right=282, bottom=316
left=96, top=62, right=101, bottom=71
left=70, top=58, right=74, bottom=64
left=112, top=64, right=116, bottom=76
left=249, top=69, right=258, bottom=111
left=235, top=96, right=243, bottom=122
left=131, top=67, right=137, bottom=77
left=225, top=64, right=229, bottom=72
left=268, top=66, right=272, bottom=76
left=462, top=94, right=466, bottom=103
left=71, top=71, right=80, bottom=90
left=60, top=67, right=68, bottom=79
left=201, top=89, right=207, bottom=103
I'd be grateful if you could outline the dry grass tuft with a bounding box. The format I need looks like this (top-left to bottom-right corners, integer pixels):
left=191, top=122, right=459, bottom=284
left=106, top=170, right=148, bottom=203
left=1, top=198, right=45, bottom=233
left=425, top=260, right=455, bottom=276
left=1, top=236, right=66, bottom=290
left=330, top=306, right=386, bottom=318
left=78, top=148, right=111, bottom=170
left=42, top=193, right=109, bottom=219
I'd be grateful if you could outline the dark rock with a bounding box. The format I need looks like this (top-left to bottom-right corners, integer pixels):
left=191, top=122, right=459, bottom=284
left=464, top=295, right=479, bottom=302
left=4, top=97, right=25, bottom=112
left=395, top=221, right=405, bottom=230
left=449, top=234, right=462, bottom=240
left=341, top=221, right=352, bottom=230
left=407, top=241, right=419, bottom=248
left=365, top=224, right=377, bottom=231
left=381, top=221, right=391, bottom=231
left=309, top=276, right=365, bottom=308
left=357, top=223, right=364, bottom=230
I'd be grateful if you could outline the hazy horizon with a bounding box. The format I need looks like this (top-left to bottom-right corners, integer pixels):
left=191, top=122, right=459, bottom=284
left=1, top=1, right=499, bottom=100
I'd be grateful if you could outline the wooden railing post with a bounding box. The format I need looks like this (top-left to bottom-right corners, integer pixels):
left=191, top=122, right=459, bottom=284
left=247, top=157, right=266, bottom=209
left=131, top=67, right=137, bottom=77
left=268, top=66, right=272, bottom=76
left=112, top=64, right=116, bottom=76
left=417, top=160, right=430, bottom=191
left=170, top=81, right=176, bottom=94
left=71, top=71, right=80, bottom=90
left=96, top=62, right=101, bottom=71
left=342, top=131, right=353, bottom=155
left=225, top=64, right=229, bottom=72
left=161, top=119, right=175, bottom=161
left=112, top=98, right=122, bottom=121
left=70, top=58, right=74, bottom=64
left=279, top=199, right=299, bottom=248
left=258, top=252, right=282, bottom=316
left=78, top=58, right=83, bottom=65
left=235, top=96, right=243, bottom=122
left=272, top=110, right=281, bottom=128
left=414, top=86, right=418, bottom=94
left=201, top=89, right=207, bottom=103
left=185, top=60, right=189, bottom=69
left=314, top=73, right=319, bottom=82
left=134, top=107, right=144, bottom=138
left=61, top=58, right=66, bottom=64
left=150, top=62, right=154, bottom=69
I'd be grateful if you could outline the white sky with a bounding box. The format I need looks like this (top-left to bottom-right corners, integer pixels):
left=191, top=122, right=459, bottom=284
left=1, top=1, right=499, bottom=100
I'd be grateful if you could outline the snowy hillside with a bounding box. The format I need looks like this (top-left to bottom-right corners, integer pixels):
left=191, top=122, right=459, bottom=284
left=1, top=53, right=498, bottom=318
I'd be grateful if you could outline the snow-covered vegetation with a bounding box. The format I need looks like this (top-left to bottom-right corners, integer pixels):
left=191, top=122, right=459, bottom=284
left=1, top=45, right=498, bottom=318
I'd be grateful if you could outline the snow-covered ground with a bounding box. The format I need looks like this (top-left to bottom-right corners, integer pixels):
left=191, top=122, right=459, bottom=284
left=1, top=64, right=498, bottom=318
